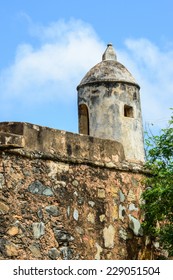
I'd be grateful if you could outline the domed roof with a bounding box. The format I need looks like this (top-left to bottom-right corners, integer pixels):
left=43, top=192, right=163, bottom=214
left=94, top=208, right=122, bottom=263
left=77, top=44, right=139, bottom=89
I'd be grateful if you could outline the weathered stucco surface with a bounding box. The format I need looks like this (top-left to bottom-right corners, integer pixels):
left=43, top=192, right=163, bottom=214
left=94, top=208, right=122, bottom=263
left=78, top=60, right=138, bottom=87
left=0, top=122, right=125, bottom=167
left=78, top=82, right=144, bottom=162
left=0, top=122, right=145, bottom=260
left=77, top=44, right=145, bottom=163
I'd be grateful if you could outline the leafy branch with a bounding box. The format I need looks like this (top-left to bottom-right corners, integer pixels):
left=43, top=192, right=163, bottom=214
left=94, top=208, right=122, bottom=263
left=142, top=109, right=173, bottom=257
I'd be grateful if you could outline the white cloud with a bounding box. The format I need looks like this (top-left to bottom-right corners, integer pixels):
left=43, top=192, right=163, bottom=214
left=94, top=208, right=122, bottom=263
left=118, top=38, right=173, bottom=131
left=0, top=19, right=104, bottom=103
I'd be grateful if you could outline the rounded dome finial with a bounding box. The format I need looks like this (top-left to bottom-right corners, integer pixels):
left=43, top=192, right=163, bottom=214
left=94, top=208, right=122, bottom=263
left=102, top=43, right=117, bottom=61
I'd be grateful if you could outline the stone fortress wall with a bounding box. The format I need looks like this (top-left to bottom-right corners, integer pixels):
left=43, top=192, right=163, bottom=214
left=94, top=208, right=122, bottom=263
left=0, top=122, right=146, bottom=260
left=0, top=43, right=151, bottom=260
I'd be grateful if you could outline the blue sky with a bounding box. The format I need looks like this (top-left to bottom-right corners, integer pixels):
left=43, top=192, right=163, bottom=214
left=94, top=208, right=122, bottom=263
left=0, top=0, right=173, bottom=135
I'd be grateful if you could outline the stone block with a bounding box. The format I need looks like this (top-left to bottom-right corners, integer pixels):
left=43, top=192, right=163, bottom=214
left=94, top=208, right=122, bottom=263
left=128, top=214, right=143, bottom=236
left=7, top=226, right=19, bottom=236
left=87, top=213, right=95, bottom=224
left=48, top=248, right=60, bottom=260
left=0, top=202, right=9, bottom=214
left=45, top=205, right=60, bottom=217
left=28, top=181, right=54, bottom=196
left=98, top=188, right=106, bottom=198
left=32, top=222, right=45, bottom=239
left=103, top=224, right=115, bottom=248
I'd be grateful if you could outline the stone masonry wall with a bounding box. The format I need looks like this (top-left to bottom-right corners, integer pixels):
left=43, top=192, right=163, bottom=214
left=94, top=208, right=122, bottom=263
left=0, top=122, right=146, bottom=260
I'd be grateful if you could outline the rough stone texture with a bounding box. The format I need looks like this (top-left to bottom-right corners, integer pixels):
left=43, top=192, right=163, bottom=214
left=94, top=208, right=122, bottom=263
left=0, top=120, right=148, bottom=260
left=0, top=143, right=146, bottom=260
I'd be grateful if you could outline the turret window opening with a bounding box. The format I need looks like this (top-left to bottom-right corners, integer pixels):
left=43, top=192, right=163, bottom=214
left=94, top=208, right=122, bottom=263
left=124, top=105, right=134, bottom=118
left=79, top=104, right=89, bottom=135
left=133, top=92, right=137, bottom=100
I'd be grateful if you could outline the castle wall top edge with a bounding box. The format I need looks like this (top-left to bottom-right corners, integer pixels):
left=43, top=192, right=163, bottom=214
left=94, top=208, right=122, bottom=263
left=0, top=121, right=145, bottom=172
